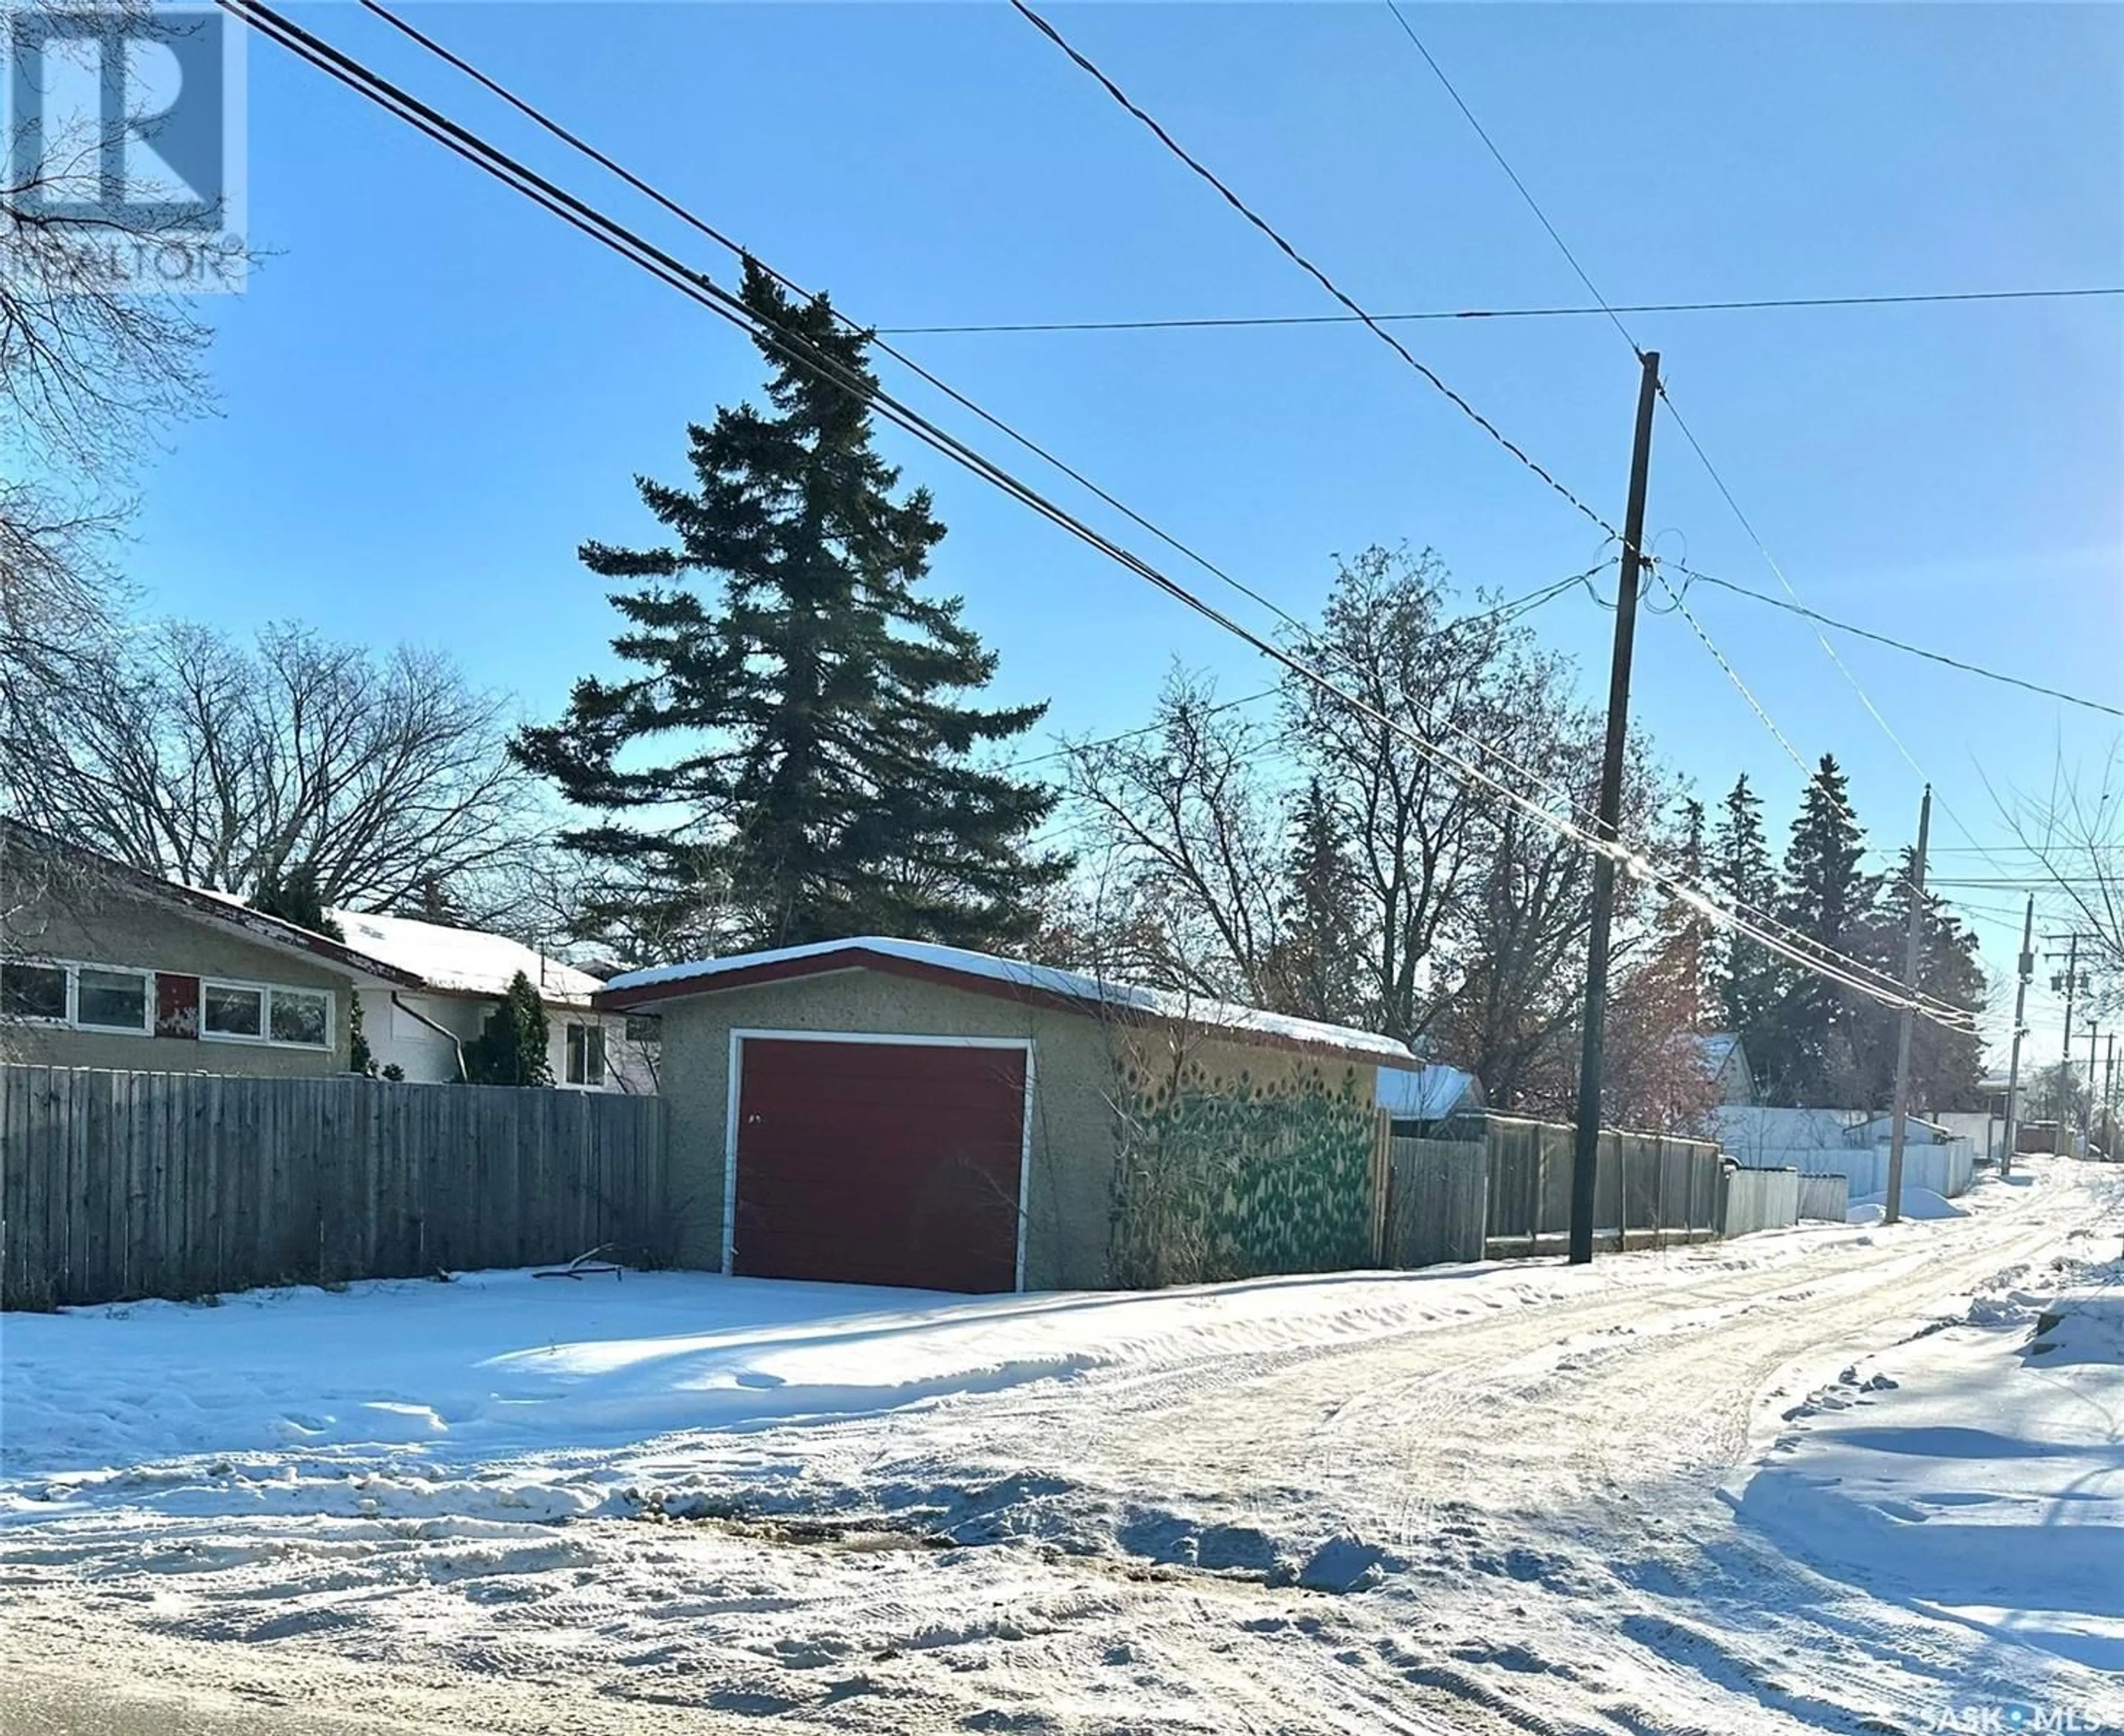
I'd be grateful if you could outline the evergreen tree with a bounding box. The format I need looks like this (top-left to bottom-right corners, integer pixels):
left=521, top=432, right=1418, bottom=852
left=253, top=865, right=342, bottom=939
left=1706, top=774, right=1783, bottom=1073
left=464, top=971, right=551, bottom=1086
left=1852, top=846, right=1988, bottom=1111
left=347, top=994, right=376, bottom=1077
left=517, top=262, right=1065, bottom=952
left=1266, top=778, right=1366, bottom=1025
left=1772, top=755, right=1877, bottom=1103
left=1670, top=795, right=1711, bottom=1031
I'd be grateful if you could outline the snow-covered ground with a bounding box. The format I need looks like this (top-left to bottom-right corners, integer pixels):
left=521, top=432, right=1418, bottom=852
left=3, top=1156, right=2120, bottom=1735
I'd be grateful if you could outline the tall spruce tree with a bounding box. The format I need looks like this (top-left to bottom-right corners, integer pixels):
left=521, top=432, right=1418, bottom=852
left=1773, top=755, right=1877, bottom=1104
left=518, top=263, right=1065, bottom=952
left=1707, top=774, right=1783, bottom=1078
left=1852, top=845, right=1988, bottom=1111
left=1672, top=796, right=1711, bottom=1031
left=1267, top=778, right=1366, bottom=1025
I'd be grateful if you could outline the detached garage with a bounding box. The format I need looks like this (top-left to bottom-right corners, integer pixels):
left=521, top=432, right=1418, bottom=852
left=596, top=938, right=1415, bottom=1294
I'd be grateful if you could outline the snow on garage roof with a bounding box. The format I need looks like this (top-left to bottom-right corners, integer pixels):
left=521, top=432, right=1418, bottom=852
left=327, top=908, right=606, bottom=1008
left=600, top=936, right=1417, bottom=1065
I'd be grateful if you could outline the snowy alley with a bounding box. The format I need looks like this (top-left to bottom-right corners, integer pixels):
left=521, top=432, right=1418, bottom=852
left=2, top=1156, right=2120, bottom=1736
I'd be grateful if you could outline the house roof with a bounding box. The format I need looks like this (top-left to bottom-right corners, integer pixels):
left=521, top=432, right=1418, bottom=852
left=598, top=936, right=1417, bottom=1067
left=326, top=908, right=607, bottom=1009
left=1376, top=1064, right=1481, bottom=1119
left=1, top=820, right=424, bottom=990
left=1699, top=1033, right=1743, bottom=1072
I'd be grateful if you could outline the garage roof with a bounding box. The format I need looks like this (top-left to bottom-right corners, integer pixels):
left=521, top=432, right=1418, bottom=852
left=598, top=936, right=1417, bottom=1067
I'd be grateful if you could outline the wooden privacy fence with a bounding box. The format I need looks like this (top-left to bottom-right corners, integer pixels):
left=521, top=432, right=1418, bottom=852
left=1, top=1066, right=667, bottom=1310
left=1382, top=1132, right=1488, bottom=1268
left=1720, top=1166, right=1802, bottom=1238
left=1381, top=1113, right=1723, bottom=1268
left=1796, top=1172, right=1850, bottom=1223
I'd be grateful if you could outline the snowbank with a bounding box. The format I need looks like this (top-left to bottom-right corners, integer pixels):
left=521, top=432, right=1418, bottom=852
left=1731, top=1270, right=2124, bottom=1671
left=1846, top=1186, right=1966, bottom=1224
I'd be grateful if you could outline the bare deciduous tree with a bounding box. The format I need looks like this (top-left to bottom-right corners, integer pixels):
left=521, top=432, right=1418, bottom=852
left=3, top=619, right=541, bottom=913
left=3, top=2, right=248, bottom=795
left=1996, top=739, right=2124, bottom=988
left=1061, top=669, right=1290, bottom=1005
left=1285, top=546, right=1528, bottom=1045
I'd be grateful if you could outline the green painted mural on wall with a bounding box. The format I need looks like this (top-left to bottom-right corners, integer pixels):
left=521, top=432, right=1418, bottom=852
left=1109, top=1051, right=1376, bottom=1287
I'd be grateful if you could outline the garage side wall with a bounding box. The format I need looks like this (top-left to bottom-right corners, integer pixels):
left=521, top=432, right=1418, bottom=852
left=1109, top=1030, right=1377, bottom=1287
left=652, top=971, right=1123, bottom=1290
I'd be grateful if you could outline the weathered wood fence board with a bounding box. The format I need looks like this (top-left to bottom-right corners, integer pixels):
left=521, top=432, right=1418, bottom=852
left=1383, top=1134, right=1489, bottom=1268
left=1, top=1066, right=667, bottom=1310
left=1721, top=1165, right=1803, bottom=1238
left=1378, top=1113, right=1724, bottom=1268
left=1795, top=1172, right=1850, bottom=1224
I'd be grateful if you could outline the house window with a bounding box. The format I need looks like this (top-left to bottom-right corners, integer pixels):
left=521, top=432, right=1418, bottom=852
left=565, top=1022, right=607, bottom=1087
left=75, top=966, right=150, bottom=1033
left=269, top=987, right=331, bottom=1048
left=1, top=960, right=68, bottom=1023
left=202, top=982, right=265, bottom=1039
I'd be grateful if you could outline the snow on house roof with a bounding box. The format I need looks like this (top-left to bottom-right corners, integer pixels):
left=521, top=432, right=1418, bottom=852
left=1699, top=1033, right=1741, bottom=1071
left=326, top=908, right=606, bottom=1008
left=601, top=936, right=1417, bottom=1065
left=1375, top=1064, right=1481, bottom=1119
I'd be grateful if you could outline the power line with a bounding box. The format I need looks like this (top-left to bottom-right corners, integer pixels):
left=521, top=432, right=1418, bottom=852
left=230, top=0, right=1975, bottom=1031
left=1007, top=0, right=1620, bottom=543
left=1366, top=4, right=1840, bottom=797
left=1005, top=0, right=1994, bottom=1008
left=1381, top=1, right=1641, bottom=361
left=1368, top=0, right=2032, bottom=913
left=1368, top=2, right=2018, bottom=973
left=371, top=0, right=1637, bottom=857
left=1001, top=566, right=1599, bottom=774
left=879, top=287, right=2124, bottom=336
left=1656, top=561, right=2124, bottom=722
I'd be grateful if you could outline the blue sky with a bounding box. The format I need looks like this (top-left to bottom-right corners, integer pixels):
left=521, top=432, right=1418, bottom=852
left=127, top=3, right=2121, bottom=1058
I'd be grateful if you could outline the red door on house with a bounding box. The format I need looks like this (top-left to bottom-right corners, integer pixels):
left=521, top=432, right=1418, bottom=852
left=730, top=1038, right=1028, bottom=1293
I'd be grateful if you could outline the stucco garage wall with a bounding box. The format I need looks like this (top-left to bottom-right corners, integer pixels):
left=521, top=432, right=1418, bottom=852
left=1108, top=1029, right=1378, bottom=1286
left=652, top=968, right=1125, bottom=1290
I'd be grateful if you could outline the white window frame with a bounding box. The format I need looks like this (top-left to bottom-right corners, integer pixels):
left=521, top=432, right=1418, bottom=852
left=199, top=978, right=268, bottom=1042
left=722, top=1029, right=1037, bottom=1292
left=197, top=974, right=335, bottom=1052
left=561, top=1019, right=610, bottom=1091
left=267, top=983, right=334, bottom=1050
left=0, top=957, right=337, bottom=1049
left=0, top=957, right=76, bottom=1028
left=71, top=963, right=154, bottom=1035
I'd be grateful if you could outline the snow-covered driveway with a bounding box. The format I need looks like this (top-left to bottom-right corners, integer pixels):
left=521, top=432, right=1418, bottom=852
left=3, top=1158, right=2120, bottom=1735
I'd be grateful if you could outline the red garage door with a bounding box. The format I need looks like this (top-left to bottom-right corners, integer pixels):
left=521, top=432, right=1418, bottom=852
left=731, top=1038, right=1028, bottom=1293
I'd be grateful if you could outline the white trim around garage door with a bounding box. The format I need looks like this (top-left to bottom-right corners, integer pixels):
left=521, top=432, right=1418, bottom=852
left=722, top=1028, right=1038, bottom=1291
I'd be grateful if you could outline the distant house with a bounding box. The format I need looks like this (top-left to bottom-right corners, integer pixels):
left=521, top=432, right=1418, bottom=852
left=1698, top=1033, right=1756, bottom=1106
left=330, top=908, right=655, bottom=1092
left=1, top=821, right=419, bottom=1078
left=1376, top=1063, right=1484, bottom=1128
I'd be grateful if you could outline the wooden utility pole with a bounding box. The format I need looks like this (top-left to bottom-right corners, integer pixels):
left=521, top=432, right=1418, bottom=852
left=2105, top=1030, right=2118, bottom=1144
left=2000, top=894, right=2034, bottom=1178
left=2088, top=1021, right=2102, bottom=1145
left=2059, top=932, right=2080, bottom=1133
left=1883, top=785, right=1932, bottom=1226
left=1568, top=348, right=1660, bottom=1266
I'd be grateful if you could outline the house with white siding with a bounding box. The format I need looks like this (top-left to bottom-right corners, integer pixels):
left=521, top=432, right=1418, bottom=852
left=330, top=909, right=655, bottom=1092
